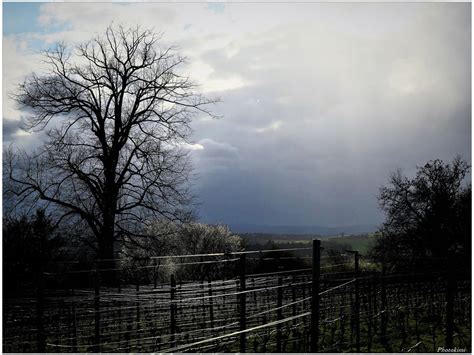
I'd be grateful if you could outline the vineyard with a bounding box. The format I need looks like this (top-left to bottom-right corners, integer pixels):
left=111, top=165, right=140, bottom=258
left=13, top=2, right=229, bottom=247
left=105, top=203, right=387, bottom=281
left=3, top=241, right=471, bottom=353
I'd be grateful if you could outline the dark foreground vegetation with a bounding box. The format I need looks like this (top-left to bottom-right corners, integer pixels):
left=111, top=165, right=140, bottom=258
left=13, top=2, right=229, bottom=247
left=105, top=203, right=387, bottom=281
left=3, top=247, right=470, bottom=353
left=3, top=149, right=471, bottom=354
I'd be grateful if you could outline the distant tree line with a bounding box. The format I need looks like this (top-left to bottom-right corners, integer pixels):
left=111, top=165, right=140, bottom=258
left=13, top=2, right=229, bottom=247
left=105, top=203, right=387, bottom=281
left=4, top=155, right=470, bottom=291
left=3, top=214, right=244, bottom=291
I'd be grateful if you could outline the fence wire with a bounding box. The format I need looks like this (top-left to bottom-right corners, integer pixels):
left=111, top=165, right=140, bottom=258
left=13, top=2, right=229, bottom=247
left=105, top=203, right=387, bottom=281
left=3, top=245, right=471, bottom=353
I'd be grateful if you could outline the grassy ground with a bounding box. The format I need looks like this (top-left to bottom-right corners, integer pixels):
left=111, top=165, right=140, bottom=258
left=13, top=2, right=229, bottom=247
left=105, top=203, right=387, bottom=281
left=244, top=233, right=378, bottom=255
left=324, top=234, right=377, bottom=254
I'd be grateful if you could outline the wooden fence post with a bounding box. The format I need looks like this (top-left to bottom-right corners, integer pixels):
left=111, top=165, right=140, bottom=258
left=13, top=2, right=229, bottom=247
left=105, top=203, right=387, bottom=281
left=117, top=274, right=122, bottom=347
left=208, top=279, right=215, bottom=331
left=380, top=263, right=388, bottom=349
left=302, top=280, right=306, bottom=310
left=71, top=286, right=77, bottom=352
left=354, top=251, right=360, bottom=352
left=310, top=239, right=321, bottom=352
left=136, top=282, right=141, bottom=351
left=170, top=274, right=177, bottom=349
left=36, top=267, right=46, bottom=352
left=125, top=319, right=131, bottom=351
left=239, top=254, right=247, bottom=353
left=277, top=276, right=283, bottom=352
left=94, top=268, right=101, bottom=352
left=372, top=270, right=378, bottom=335
left=367, top=277, right=372, bottom=352
left=292, top=274, right=297, bottom=351
left=445, top=252, right=455, bottom=348
left=153, top=259, right=158, bottom=289
left=117, top=265, right=121, bottom=293
left=201, top=280, right=206, bottom=328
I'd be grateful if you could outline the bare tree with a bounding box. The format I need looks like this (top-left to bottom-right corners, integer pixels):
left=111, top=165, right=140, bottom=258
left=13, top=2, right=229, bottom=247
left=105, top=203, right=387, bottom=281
left=6, top=25, right=217, bottom=279
left=370, top=157, right=471, bottom=271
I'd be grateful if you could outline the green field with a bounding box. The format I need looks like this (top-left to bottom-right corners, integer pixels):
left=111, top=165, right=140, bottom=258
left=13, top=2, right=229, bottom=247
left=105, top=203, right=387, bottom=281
left=243, top=233, right=379, bottom=255
left=324, top=234, right=378, bottom=254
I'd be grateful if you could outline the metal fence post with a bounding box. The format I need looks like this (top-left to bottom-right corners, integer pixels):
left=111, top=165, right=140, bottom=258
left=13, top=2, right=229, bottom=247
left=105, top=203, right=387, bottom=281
left=239, top=254, right=247, bottom=353
left=310, top=239, right=321, bottom=352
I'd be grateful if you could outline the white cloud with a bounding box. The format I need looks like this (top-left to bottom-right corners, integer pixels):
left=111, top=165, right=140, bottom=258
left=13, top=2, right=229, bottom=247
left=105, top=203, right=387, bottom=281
left=3, top=37, right=43, bottom=121
left=3, top=2, right=470, bottom=226
left=255, top=121, right=282, bottom=133
left=2, top=36, right=49, bottom=149
left=182, top=143, right=205, bottom=151
left=187, top=60, right=248, bottom=93
left=196, top=138, right=238, bottom=158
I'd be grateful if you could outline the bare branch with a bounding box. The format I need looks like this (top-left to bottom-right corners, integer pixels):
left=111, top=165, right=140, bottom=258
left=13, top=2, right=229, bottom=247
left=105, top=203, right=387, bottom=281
left=8, top=25, right=217, bottom=263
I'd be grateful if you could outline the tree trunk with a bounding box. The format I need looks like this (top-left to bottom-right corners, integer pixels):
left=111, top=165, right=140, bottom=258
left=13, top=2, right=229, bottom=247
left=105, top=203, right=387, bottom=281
left=98, top=164, right=119, bottom=285
left=98, top=227, right=116, bottom=285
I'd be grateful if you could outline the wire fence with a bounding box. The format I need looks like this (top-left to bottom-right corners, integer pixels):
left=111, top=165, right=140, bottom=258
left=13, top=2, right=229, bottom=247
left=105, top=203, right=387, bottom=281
left=3, top=242, right=471, bottom=353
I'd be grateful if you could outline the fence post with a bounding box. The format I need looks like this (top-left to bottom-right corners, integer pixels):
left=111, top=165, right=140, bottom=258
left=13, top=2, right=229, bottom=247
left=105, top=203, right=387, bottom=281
left=201, top=280, right=206, bottom=328
left=239, top=254, right=247, bottom=353
left=153, top=259, right=158, bottom=289
left=310, top=239, right=321, bottom=352
left=208, top=279, right=215, bottom=331
left=354, top=251, right=360, bottom=352
left=302, top=280, right=306, bottom=310
left=170, top=274, right=177, bottom=349
left=117, top=273, right=122, bottom=346
left=277, top=276, right=283, bottom=352
left=71, top=286, right=77, bottom=352
left=367, top=274, right=372, bottom=352
left=125, top=319, right=131, bottom=351
left=36, top=267, right=46, bottom=352
left=94, top=268, right=101, bottom=352
left=372, top=270, right=378, bottom=335
left=380, top=263, right=387, bottom=348
left=136, top=282, right=141, bottom=351
left=445, top=252, right=455, bottom=348
left=292, top=274, right=297, bottom=351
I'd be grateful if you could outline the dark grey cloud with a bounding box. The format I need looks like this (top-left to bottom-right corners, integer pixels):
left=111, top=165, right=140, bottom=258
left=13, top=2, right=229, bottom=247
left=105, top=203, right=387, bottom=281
left=3, top=115, right=51, bottom=151
left=3, top=118, right=20, bottom=143
left=196, top=138, right=239, bottom=162
left=189, top=3, right=471, bottom=227
left=4, top=2, right=471, bottom=229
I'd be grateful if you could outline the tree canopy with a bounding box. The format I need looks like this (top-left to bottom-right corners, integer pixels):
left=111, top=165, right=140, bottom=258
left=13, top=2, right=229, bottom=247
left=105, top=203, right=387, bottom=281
left=3, top=210, right=63, bottom=292
left=120, top=220, right=243, bottom=283
left=371, top=157, right=471, bottom=271
left=6, top=25, right=216, bottom=274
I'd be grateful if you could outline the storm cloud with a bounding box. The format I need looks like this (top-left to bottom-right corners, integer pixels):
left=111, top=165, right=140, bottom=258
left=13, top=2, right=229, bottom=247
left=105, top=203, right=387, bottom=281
left=3, top=2, right=471, bottom=228
left=3, top=119, right=20, bottom=143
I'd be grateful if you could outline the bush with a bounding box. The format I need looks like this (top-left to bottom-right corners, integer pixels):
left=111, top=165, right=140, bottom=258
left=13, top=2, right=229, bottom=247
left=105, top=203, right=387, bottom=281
left=120, top=221, right=244, bottom=283
left=3, top=210, right=63, bottom=292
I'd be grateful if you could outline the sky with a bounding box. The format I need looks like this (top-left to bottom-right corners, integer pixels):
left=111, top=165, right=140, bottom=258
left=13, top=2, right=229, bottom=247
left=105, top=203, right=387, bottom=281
left=3, top=2, right=472, bottom=228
